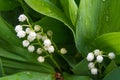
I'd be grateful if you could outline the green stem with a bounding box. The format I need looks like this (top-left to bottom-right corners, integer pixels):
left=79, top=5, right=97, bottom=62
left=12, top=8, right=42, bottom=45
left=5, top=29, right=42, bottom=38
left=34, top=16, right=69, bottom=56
left=27, top=20, right=61, bottom=72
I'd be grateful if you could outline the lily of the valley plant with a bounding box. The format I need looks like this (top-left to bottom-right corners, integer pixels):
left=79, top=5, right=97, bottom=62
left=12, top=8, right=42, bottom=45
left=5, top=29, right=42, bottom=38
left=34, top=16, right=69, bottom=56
left=0, top=0, right=120, bottom=80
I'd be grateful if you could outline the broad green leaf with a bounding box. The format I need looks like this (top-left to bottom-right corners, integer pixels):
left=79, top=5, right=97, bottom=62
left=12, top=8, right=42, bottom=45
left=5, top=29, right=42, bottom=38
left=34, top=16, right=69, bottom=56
left=94, top=32, right=120, bottom=54
left=72, top=59, right=90, bottom=75
left=0, top=71, right=55, bottom=80
left=76, top=0, right=120, bottom=56
left=0, top=0, right=20, bottom=11
left=2, top=58, right=55, bottom=74
left=60, top=0, right=78, bottom=26
left=103, top=67, right=120, bottom=80
left=97, top=0, right=120, bottom=36
left=63, top=72, right=91, bottom=80
left=104, top=61, right=118, bottom=75
left=76, top=0, right=101, bottom=56
left=25, top=0, right=75, bottom=36
left=35, top=17, right=74, bottom=44
left=0, top=16, right=21, bottom=46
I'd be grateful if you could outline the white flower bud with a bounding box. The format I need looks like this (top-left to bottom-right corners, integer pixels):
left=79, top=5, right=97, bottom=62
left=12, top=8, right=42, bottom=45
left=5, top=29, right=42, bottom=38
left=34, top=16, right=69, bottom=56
left=91, top=68, right=98, bottom=75
left=47, top=30, right=53, bottom=36
left=42, top=35, right=47, bottom=41
left=15, top=25, right=23, bottom=33
left=37, top=56, right=45, bottom=63
left=34, top=25, right=41, bottom=32
left=86, top=52, right=94, bottom=61
left=47, top=45, right=54, bottom=53
left=36, top=48, right=42, bottom=54
left=29, top=31, right=36, bottom=37
left=108, top=52, right=115, bottom=59
left=18, top=14, right=27, bottom=22
left=28, top=45, right=35, bottom=52
left=94, top=49, right=101, bottom=56
left=27, top=35, right=36, bottom=42
left=36, top=33, right=42, bottom=39
left=22, top=40, right=30, bottom=47
left=25, top=28, right=32, bottom=34
left=96, top=55, right=103, bottom=63
left=60, top=48, right=67, bottom=54
left=17, top=30, right=26, bottom=38
left=44, top=39, right=51, bottom=46
left=88, top=62, right=95, bottom=69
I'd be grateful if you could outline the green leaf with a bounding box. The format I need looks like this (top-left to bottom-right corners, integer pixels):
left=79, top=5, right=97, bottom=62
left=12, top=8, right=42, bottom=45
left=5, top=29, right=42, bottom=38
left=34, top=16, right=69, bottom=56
left=94, top=32, right=120, bottom=54
left=0, top=58, right=4, bottom=77
left=0, top=0, right=20, bottom=11
left=63, top=72, right=91, bottom=80
left=72, top=59, right=90, bottom=75
left=60, top=0, right=78, bottom=26
left=97, top=0, right=120, bottom=36
left=0, top=71, right=55, bottom=80
left=25, top=0, right=75, bottom=36
left=76, top=0, right=120, bottom=56
left=35, top=17, right=74, bottom=44
left=2, top=58, right=55, bottom=74
left=0, top=16, right=21, bottom=46
left=103, top=67, right=120, bottom=80
left=76, top=0, right=102, bottom=56
left=104, top=61, right=118, bottom=75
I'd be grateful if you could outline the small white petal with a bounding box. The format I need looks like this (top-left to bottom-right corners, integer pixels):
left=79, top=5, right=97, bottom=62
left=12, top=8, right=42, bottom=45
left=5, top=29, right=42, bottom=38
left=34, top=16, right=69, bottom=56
left=36, top=48, right=42, bottom=54
left=108, top=52, right=115, bottom=59
left=29, top=31, right=36, bottom=37
left=37, top=56, right=45, bottom=63
left=18, top=14, right=27, bottom=22
left=96, top=55, right=103, bottom=63
left=86, top=52, right=94, bottom=61
left=94, top=49, right=101, bottom=56
left=44, top=39, right=51, bottom=46
left=25, top=28, right=32, bottom=34
left=34, top=25, right=41, bottom=32
left=88, top=62, right=95, bottom=69
left=17, top=30, right=26, bottom=38
left=15, top=25, right=23, bottom=32
left=27, top=35, right=36, bottom=42
left=22, top=40, right=30, bottom=47
left=60, top=48, right=67, bottom=54
left=47, top=46, right=54, bottom=53
left=91, top=68, right=98, bottom=75
left=28, top=45, right=35, bottom=52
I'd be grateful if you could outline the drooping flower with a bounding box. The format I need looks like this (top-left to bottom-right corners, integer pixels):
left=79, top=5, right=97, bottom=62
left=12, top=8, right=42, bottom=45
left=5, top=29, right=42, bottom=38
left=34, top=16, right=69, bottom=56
left=28, top=45, right=35, bottom=52
left=37, top=56, right=45, bottom=63
left=18, top=14, right=27, bottom=22
left=86, top=52, right=94, bottom=61
left=91, top=68, right=98, bottom=75
left=43, top=39, right=51, bottom=46
left=108, top=52, right=115, bottom=59
left=15, top=25, right=23, bottom=33
left=36, top=48, right=43, bottom=54
left=88, top=62, right=95, bottom=69
left=34, top=25, right=41, bottom=32
left=17, top=30, right=26, bottom=38
left=60, top=48, right=67, bottom=54
left=96, top=55, right=103, bottom=63
left=47, top=45, right=55, bottom=53
left=22, top=40, right=30, bottom=47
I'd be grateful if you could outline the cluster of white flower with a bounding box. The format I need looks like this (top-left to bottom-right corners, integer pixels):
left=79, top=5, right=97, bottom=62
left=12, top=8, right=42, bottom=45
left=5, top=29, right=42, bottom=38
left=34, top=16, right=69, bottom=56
left=15, top=14, right=67, bottom=63
left=86, top=49, right=115, bottom=75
